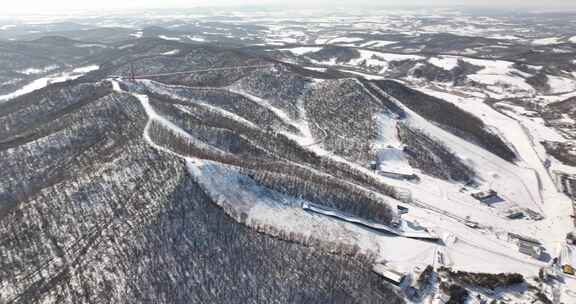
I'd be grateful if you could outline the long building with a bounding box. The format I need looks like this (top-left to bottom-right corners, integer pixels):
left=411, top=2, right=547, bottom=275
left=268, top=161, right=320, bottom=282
left=553, top=171, right=576, bottom=197
left=302, top=202, right=439, bottom=240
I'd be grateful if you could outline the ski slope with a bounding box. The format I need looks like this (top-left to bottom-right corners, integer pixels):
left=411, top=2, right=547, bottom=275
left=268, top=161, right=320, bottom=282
left=106, top=70, right=576, bottom=303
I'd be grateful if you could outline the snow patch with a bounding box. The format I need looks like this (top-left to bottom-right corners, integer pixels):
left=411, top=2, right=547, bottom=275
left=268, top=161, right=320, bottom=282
left=72, top=65, right=99, bottom=73
left=329, top=37, right=364, bottom=44
left=117, top=44, right=134, bottom=50
left=360, top=40, right=397, bottom=48
left=281, top=46, right=323, bottom=55
left=0, top=65, right=99, bottom=101
left=74, top=43, right=107, bottom=48
left=18, top=65, right=59, bottom=75
left=159, top=35, right=181, bottom=41
left=161, top=49, right=180, bottom=55
left=428, top=56, right=459, bottom=70
left=0, top=25, right=16, bottom=30
left=532, top=37, right=562, bottom=45
left=130, top=31, right=143, bottom=38
left=186, top=35, right=206, bottom=42
left=547, top=75, right=576, bottom=94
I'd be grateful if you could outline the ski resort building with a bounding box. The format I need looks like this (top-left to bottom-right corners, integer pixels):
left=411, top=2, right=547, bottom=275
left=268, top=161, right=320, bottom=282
left=553, top=171, right=576, bottom=197
left=397, top=205, right=409, bottom=215
left=378, top=171, right=420, bottom=182
left=508, top=233, right=541, bottom=245
left=301, top=202, right=439, bottom=240
left=509, top=233, right=543, bottom=259
left=373, top=264, right=406, bottom=285
left=558, top=244, right=576, bottom=275
left=518, top=242, right=542, bottom=259
left=567, top=232, right=576, bottom=245
left=471, top=190, right=498, bottom=201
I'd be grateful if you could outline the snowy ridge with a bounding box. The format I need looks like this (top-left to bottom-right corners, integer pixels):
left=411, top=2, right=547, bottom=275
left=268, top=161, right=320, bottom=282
left=0, top=65, right=99, bottom=101
left=141, top=80, right=261, bottom=130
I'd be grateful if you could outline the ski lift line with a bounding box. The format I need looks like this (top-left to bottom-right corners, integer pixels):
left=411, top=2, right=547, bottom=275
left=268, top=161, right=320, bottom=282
left=456, top=235, right=544, bottom=268
left=374, top=84, right=542, bottom=212
left=112, top=64, right=275, bottom=79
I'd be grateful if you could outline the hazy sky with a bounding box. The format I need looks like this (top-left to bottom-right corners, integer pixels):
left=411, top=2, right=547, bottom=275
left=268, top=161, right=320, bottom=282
left=4, top=0, right=576, bottom=14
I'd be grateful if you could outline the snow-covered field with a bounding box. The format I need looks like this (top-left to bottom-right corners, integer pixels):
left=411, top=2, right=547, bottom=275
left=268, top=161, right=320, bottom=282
left=328, top=37, right=364, bottom=44
left=428, top=56, right=459, bottom=70
left=547, top=75, right=576, bottom=94
left=280, top=45, right=576, bottom=99
left=0, top=65, right=99, bottom=101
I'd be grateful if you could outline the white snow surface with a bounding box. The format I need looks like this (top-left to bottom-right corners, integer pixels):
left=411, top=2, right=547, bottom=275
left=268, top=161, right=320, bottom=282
left=71, top=65, right=99, bottom=73
left=187, top=35, right=206, bottom=42
left=360, top=40, right=397, bottom=48
left=158, top=35, right=181, bottom=41
left=282, top=47, right=423, bottom=73
left=0, top=65, right=99, bottom=101
left=281, top=46, right=322, bottom=55
left=187, top=161, right=548, bottom=278
left=459, top=58, right=536, bottom=97
left=559, top=244, right=576, bottom=267
left=532, top=37, right=563, bottom=45
left=117, top=44, right=134, bottom=50
left=547, top=75, right=576, bottom=94
left=328, top=37, right=364, bottom=44
left=74, top=43, right=108, bottom=48
left=428, top=56, right=459, bottom=70
left=146, top=78, right=565, bottom=278
left=130, top=31, right=143, bottom=38
left=18, top=65, right=58, bottom=75
left=161, top=49, right=180, bottom=55
left=406, top=86, right=573, bottom=250
left=341, top=50, right=423, bottom=74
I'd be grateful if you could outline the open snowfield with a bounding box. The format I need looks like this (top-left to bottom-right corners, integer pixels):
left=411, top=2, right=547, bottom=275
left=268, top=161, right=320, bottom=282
left=0, top=65, right=99, bottom=101
left=428, top=56, right=460, bottom=70
left=328, top=37, right=364, bottom=44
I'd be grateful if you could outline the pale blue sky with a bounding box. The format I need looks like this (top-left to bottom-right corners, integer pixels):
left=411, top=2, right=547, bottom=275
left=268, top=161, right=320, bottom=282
left=4, top=0, right=576, bottom=14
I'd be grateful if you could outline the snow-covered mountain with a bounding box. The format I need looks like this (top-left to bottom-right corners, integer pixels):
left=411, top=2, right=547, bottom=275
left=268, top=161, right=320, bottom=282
left=1, top=7, right=575, bottom=304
